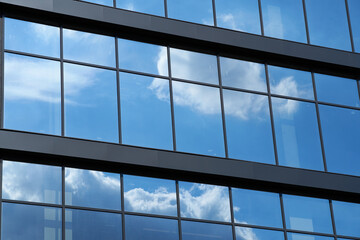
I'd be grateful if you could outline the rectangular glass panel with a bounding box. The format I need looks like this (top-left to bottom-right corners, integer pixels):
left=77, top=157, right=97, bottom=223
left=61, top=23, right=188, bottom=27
left=236, top=227, right=284, bottom=240
left=287, top=233, right=334, bottom=240
left=81, top=0, right=113, bottom=7
left=348, top=0, right=360, bottom=52
left=182, top=221, right=233, bottom=240
left=167, top=0, right=214, bottom=25
left=332, top=201, right=360, bottom=237
left=116, top=0, right=165, bottom=16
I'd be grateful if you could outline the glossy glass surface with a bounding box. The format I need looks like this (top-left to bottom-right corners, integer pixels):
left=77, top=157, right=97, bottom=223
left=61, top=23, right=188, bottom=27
left=333, top=201, right=360, bottom=237
left=182, top=221, right=232, bottom=240
left=2, top=161, right=61, bottom=204
left=65, top=209, right=122, bottom=240
left=268, top=66, right=314, bottom=99
left=116, top=0, right=164, bottom=16
left=4, top=53, right=61, bottom=135
left=232, top=188, right=282, bottom=227
left=170, top=48, right=218, bottom=84
left=287, top=233, right=334, bottom=240
left=65, top=168, right=121, bottom=210
left=283, top=195, right=333, bottom=234
left=167, top=0, right=214, bottom=25
left=224, top=90, right=275, bottom=164
left=305, top=0, right=351, bottom=51
left=2, top=203, right=61, bottom=240
left=179, top=182, right=230, bottom=222
left=319, top=105, right=360, bottom=176
left=173, top=81, right=225, bottom=157
left=82, top=0, right=113, bottom=6
left=272, top=98, right=323, bottom=170
left=64, top=63, right=118, bottom=143
left=5, top=18, right=60, bottom=57
left=118, top=39, right=168, bottom=76
left=220, top=57, right=267, bottom=92
left=120, top=73, right=173, bottom=150
left=63, top=28, right=116, bottom=67
left=215, top=0, right=261, bottom=35
left=125, top=215, right=178, bottom=240
left=124, top=175, right=177, bottom=216
left=348, top=0, right=360, bottom=52
left=236, top=227, right=284, bottom=240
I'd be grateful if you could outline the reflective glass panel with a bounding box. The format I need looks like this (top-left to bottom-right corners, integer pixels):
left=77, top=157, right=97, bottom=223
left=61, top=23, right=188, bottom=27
left=173, top=81, right=225, bottom=157
left=348, top=0, right=360, bottom=52
left=236, top=227, right=284, bottom=240
left=224, top=90, right=275, bottom=164
left=120, top=73, right=173, bottom=150
left=4, top=53, right=61, bottom=135
left=64, top=63, right=118, bottom=143
left=182, top=221, right=232, bottom=240
left=170, top=48, right=218, bottom=84
left=261, top=0, right=307, bottom=43
left=333, top=201, right=360, bottom=237
left=124, top=175, right=177, bottom=216
left=268, top=66, right=314, bottom=99
left=82, top=0, right=113, bottom=6
left=305, top=0, right=351, bottom=51
left=2, top=161, right=61, bottom=204
left=220, top=57, right=267, bottom=92
left=283, top=195, right=333, bottom=234
left=5, top=18, right=60, bottom=57
left=125, top=215, right=178, bottom=240
left=116, top=0, right=165, bottom=16
left=63, top=28, right=116, bottom=67
left=215, top=0, right=261, bottom=35
left=65, top=209, right=122, bottom=240
left=287, top=233, right=334, bottom=240
left=2, top=203, right=62, bottom=240
left=272, top=98, right=323, bottom=171
left=118, top=39, right=168, bottom=76
left=167, top=0, right=214, bottom=25
left=319, top=105, right=360, bottom=176
left=65, top=168, right=121, bottom=210
left=232, top=188, right=282, bottom=227
left=179, top=182, right=230, bottom=222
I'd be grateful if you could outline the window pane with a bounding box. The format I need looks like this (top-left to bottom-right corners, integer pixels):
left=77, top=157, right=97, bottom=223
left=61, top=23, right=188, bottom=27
left=120, top=73, right=173, bottom=150
left=348, top=0, right=360, bottom=52
left=125, top=215, right=178, bottom=240
left=2, top=203, right=62, bottom=240
left=65, top=209, right=122, bottom=240
left=3, top=161, right=61, bottom=204
left=236, top=227, right=284, bottom=240
left=305, top=0, right=351, bottom=51
left=287, top=233, right=334, bottom=240
left=64, top=63, right=118, bottom=143
left=283, top=195, right=333, bottom=234
left=118, top=39, right=168, bottom=76
left=272, top=98, right=323, bottom=171
left=220, top=57, right=267, bottom=92
left=179, top=182, right=230, bottom=222
left=124, top=175, right=177, bottom=216
left=173, top=81, right=225, bottom=157
left=167, top=0, right=214, bottom=25
left=4, top=53, right=61, bottom=135
left=116, top=0, right=165, bottom=16
left=63, top=29, right=116, bottom=67
left=224, top=90, right=275, bottom=164
left=5, top=18, right=60, bottom=57
left=333, top=201, right=360, bottom=237
left=182, top=221, right=232, bottom=240
left=215, top=0, right=261, bottom=35
left=232, top=188, right=282, bottom=228
left=319, top=105, right=360, bottom=176
left=65, top=168, right=121, bottom=210
left=82, top=0, right=113, bottom=7
left=170, top=48, right=218, bottom=85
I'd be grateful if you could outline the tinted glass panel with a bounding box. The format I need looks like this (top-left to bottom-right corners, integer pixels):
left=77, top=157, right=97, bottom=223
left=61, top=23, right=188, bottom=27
left=236, top=227, right=284, bottom=240
left=4, top=53, right=61, bottom=135
left=2, top=203, right=61, bottom=240
left=348, top=0, right=360, bottom=52
left=3, top=161, right=61, bottom=204
left=333, top=201, right=360, bottom=237
left=120, top=73, right=173, bottom=150
left=65, top=168, right=121, bottom=210
left=116, top=0, right=164, bottom=16
left=287, top=233, right=334, bottom=240
left=167, top=0, right=214, bottom=25
left=82, top=0, right=113, bottom=6
left=173, top=81, right=225, bottom=157
left=224, top=90, right=275, bottom=164
left=182, top=221, right=232, bottom=240
left=124, top=175, right=177, bottom=216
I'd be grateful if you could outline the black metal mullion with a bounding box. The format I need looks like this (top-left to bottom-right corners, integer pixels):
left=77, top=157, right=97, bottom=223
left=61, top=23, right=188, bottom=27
left=258, top=0, right=265, bottom=36
left=344, top=0, right=355, bottom=52
left=329, top=200, right=338, bottom=240
left=115, top=38, right=122, bottom=144
left=280, top=193, right=289, bottom=240
left=60, top=26, right=65, bottom=137
left=302, top=0, right=311, bottom=44
left=229, top=187, right=236, bottom=240
left=61, top=166, right=65, bottom=240
left=176, top=181, right=182, bottom=240
left=167, top=47, right=177, bottom=151
left=0, top=14, right=4, bottom=130
left=217, top=56, right=228, bottom=158
left=164, top=0, right=168, bottom=18
left=121, top=174, right=125, bottom=240
left=212, top=0, right=217, bottom=27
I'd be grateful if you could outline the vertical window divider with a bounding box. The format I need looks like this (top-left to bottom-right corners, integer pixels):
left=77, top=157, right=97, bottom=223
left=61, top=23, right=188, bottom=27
left=212, top=0, right=217, bottom=27
left=0, top=14, right=5, bottom=130
left=0, top=160, right=3, bottom=240
left=167, top=47, right=177, bottom=151
left=120, top=174, right=125, bottom=240
left=258, top=0, right=265, bottom=36
left=357, top=80, right=360, bottom=103
left=329, top=200, right=338, bottom=240
left=302, top=0, right=311, bottom=44
left=217, top=56, right=228, bottom=158
left=279, top=193, right=288, bottom=240
left=62, top=166, right=65, bottom=240
left=176, top=181, right=182, bottom=240
left=60, top=26, right=65, bottom=137
left=115, top=38, right=122, bottom=144
left=344, top=0, right=355, bottom=52
left=113, top=0, right=116, bottom=8
left=228, top=187, right=236, bottom=240
left=164, top=0, right=168, bottom=18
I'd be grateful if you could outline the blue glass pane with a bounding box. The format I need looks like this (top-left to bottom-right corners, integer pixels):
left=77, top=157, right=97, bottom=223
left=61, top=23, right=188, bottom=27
left=63, top=28, right=116, bottom=67
left=82, top=0, right=113, bottom=6
left=173, top=81, right=225, bottom=157
left=272, top=98, right=323, bottom=171
left=167, top=0, right=214, bottom=25
left=182, top=221, right=232, bottom=240
left=2, top=203, right=62, bottom=240
left=236, top=227, right=284, bottom=240
left=215, top=0, right=261, bottom=35
left=126, top=215, right=178, bottom=240
left=348, top=0, right=360, bottom=52
left=4, top=53, right=61, bottom=135
left=5, top=18, right=60, bottom=57
left=224, top=90, right=275, bottom=164
left=287, top=233, right=334, bottom=240
left=305, top=0, right=351, bottom=51
left=65, top=209, right=121, bottom=240
left=120, top=73, right=173, bottom=150
left=319, top=105, right=360, bottom=176
left=220, top=57, right=267, bottom=92
left=116, top=0, right=165, bottom=16
left=65, top=168, right=121, bottom=210
left=179, top=182, right=230, bottom=222
left=124, top=175, right=177, bottom=216
left=333, top=201, right=360, bottom=237
left=2, top=161, right=61, bottom=204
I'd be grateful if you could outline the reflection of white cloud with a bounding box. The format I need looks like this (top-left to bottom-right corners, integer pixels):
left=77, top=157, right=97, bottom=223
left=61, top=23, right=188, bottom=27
left=125, top=3, right=135, bottom=11
left=31, top=23, right=59, bottom=44
left=235, top=227, right=258, bottom=240
left=264, top=5, right=284, bottom=39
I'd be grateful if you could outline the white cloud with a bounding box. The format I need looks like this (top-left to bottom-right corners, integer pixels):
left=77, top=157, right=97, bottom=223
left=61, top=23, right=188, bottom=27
left=31, top=23, right=59, bottom=44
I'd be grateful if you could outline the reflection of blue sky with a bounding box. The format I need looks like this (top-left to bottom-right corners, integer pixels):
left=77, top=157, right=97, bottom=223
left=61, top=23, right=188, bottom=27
left=167, top=0, right=214, bottom=25
left=182, top=221, right=232, bottom=240
left=82, top=0, right=113, bottom=7
left=236, top=227, right=284, bottom=240
left=332, top=201, right=360, bottom=237
left=116, top=0, right=165, bottom=16
left=287, top=233, right=333, bottom=240
left=348, top=0, right=360, bottom=52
